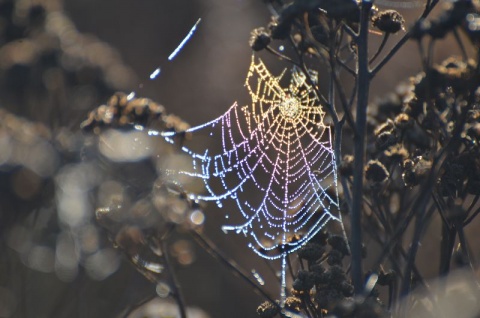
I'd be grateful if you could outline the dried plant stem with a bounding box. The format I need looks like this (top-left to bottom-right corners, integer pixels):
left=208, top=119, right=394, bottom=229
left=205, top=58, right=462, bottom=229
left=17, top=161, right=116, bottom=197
left=160, top=239, right=187, bottom=318
left=371, top=0, right=439, bottom=77
left=399, top=203, right=434, bottom=317
left=190, top=230, right=281, bottom=311
left=350, top=0, right=372, bottom=295
left=369, top=33, right=389, bottom=65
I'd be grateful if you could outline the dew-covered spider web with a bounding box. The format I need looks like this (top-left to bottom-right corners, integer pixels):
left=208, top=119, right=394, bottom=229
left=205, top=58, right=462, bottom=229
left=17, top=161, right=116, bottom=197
left=159, top=56, right=340, bottom=304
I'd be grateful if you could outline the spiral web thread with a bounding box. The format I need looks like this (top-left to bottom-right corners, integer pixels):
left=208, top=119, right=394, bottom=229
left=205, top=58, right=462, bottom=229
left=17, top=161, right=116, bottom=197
left=161, top=56, right=340, bottom=304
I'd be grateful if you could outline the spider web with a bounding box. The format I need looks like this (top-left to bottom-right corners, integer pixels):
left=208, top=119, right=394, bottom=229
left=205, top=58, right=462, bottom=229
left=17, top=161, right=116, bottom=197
left=161, top=56, right=340, bottom=302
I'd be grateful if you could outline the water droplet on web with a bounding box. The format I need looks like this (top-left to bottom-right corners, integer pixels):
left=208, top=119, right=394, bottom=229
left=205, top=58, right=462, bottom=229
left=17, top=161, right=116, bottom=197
left=149, top=67, right=161, bottom=79
left=279, top=45, right=285, bottom=51
left=156, top=281, right=171, bottom=298
left=127, top=92, right=136, bottom=100
left=168, top=18, right=202, bottom=61
left=189, top=210, right=205, bottom=225
left=252, top=269, right=265, bottom=286
left=95, top=205, right=121, bottom=220
left=132, top=255, right=163, bottom=274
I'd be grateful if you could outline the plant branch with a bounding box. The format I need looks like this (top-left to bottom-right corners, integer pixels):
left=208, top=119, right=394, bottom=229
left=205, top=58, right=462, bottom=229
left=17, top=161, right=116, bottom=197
left=160, top=238, right=188, bottom=318
left=190, top=230, right=281, bottom=310
left=350, top=0, right=373, bottom=295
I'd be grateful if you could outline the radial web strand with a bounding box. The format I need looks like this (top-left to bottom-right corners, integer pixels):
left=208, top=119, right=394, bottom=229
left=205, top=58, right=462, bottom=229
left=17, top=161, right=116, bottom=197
left=161, top=56, right=340, bottom=302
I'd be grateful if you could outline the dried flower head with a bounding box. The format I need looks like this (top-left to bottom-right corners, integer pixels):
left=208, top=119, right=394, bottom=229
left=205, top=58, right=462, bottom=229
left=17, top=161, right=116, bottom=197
left=394, top=113, right=413, bottom=130
left=384, top=144, right=409, bottom=163
left=256, top=301, right=279, bottom=318
left=374, top=119, right=396, bottom=136
left=293, top=270, right=315, bottom=291
left=365, top=160, right=389, bottom=183
left=402, top=156, right=432, bottom=187
left=249, top=27, right=271, bottom=51
left=327, top=235, right=350, bottom=256
left=298, top=242, right=325, bottom=262
left=376, top=131, right=398, bottom=151
left=327, top=249, right=344, bottom=266
left=284, top=297, right=302, bottom=313
left=372, top=10, right=405, bottom=34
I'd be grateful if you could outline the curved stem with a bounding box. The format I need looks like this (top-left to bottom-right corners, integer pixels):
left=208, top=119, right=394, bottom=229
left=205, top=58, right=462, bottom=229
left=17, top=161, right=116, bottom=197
left=371, top=0, right=440, bottom=77
left=190, top=230, right=281, bottom=310
left=369, top=33, right=390, bottom=65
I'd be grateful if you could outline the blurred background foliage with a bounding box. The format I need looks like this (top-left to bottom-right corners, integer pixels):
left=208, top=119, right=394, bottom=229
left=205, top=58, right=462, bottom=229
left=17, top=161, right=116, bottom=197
left=0, top=0, right=269, bottom=317
left=1, top=0, right=480, bottom=317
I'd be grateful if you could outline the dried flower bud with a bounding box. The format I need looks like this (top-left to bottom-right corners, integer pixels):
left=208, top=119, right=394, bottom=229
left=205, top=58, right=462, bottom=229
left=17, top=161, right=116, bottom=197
left=365, top=160, right=389, bottom=183
left=374, top=119, right=396, bottom=136
left=372, top=10, right=405, bottom=34
left=340, top=281, right=354, bottom=296
left=311, top=264, right=325, bottom=275
left=327, top=235, right=350, bottom=256
left=329, top=265, right=348, bottom=284
left=376, top=131, right=398, bottom=151
left=293, top=270, right=315, bottom=291
left=285, top=297, right=302, bottom=313
left=316, top=288, right=344, bottom=311
left=81, top=92, right=169, bottom=132
left=402, top=156, right=432, bottom=187
left=257, top=301, right=279, bottom=317
left=384, top=145, right=409, bottom=163
left=327, top=249, right=344, bottom=266
left=311, top=229, right=330, bottom=246
left=286, top=234, right=303, bottom=244
left=249, top=27, right=271, bottom=51
left=298, top=242, right=325, bottom=262
left=394, top=113, right=413, bottom=130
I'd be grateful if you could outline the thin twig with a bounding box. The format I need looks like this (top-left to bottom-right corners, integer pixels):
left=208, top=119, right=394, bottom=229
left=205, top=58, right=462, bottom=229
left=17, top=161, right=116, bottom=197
left=265, top=46, right=300, bottom=66
left=456, top=222, right=477, bottom=274
left=190, top=230, right=281, bottom=310
left=371, top=0, right=439, bottom=77
left=464, top=206, right=480, bottom=226
left=160, top=239, right=187, bottom=318
left=369, top=33, right=390, bottom=65
left=399, top=204, right=434, bottom=299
